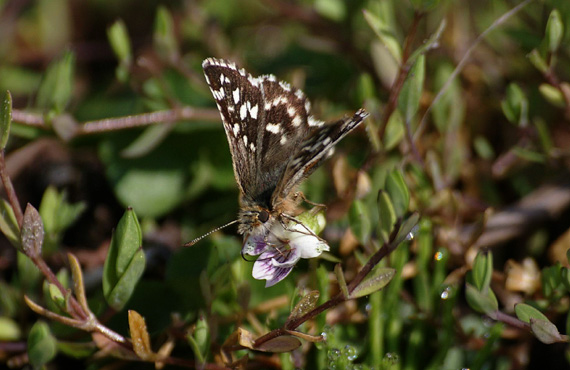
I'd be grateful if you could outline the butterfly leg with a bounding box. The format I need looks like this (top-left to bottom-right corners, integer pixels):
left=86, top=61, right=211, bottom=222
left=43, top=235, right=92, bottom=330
left=292, top=191, right=327, bottom=211
left=280, top=214, right=326, bottom=242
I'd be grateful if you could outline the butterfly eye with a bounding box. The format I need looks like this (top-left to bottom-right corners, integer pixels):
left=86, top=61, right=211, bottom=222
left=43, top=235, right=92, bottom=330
left=258, top=210, right=270, bottom=223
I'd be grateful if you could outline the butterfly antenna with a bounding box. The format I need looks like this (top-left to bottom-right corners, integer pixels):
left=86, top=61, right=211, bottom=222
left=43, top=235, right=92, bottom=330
left=184, top=219, right=239, bottom=247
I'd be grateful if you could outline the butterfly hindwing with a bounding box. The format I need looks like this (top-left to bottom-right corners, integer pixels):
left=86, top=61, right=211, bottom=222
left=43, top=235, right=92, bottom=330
left=272, top=109, right=369, bottom=205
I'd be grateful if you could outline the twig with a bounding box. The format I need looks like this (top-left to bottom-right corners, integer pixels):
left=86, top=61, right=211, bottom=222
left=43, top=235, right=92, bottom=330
left=10, top=107, right=221, bottom=137
left=0, top=150, right=23, bottom=226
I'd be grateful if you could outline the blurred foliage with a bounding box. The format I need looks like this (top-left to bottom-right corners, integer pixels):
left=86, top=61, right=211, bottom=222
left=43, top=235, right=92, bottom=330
left=0, top=0, right=570, bottom=369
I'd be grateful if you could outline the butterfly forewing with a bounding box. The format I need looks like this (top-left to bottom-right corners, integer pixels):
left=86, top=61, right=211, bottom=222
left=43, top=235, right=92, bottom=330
left=203, top=58, right=312, bottom=208
left=202, top=58, right=261, bottom=198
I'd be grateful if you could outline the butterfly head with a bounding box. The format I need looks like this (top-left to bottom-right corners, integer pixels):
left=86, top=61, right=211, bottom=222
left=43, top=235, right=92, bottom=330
left=237, top=205, right=274, bottom=236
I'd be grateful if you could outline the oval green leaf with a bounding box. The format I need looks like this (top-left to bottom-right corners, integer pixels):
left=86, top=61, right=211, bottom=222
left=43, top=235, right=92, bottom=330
left=28, top=321, right=57, bottom=366
left=103, top=208, right=145, bottom=311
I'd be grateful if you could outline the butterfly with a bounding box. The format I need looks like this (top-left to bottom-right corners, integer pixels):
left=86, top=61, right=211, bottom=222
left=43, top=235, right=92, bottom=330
left=199, top=58, right=367, bottom=285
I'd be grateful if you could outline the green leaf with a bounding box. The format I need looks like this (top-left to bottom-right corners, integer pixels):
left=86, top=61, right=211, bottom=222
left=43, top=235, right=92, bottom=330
left=398, top=55, right=425, bottom=124
left=0, top=317, right=21, bottom=340
left=293, top=291, right=320, bottom=319
left=28, top=321, right=57, bottom=366
left=0, top=198, right=21, bottom=249
left=392, top=212, right=420, bottom=247
left=363, top=10, right=402, bottom=64
left=43, top=269, right=69, bottom=314
left=501, top=83, right=528, bottom=126
left=107, top=20, right=132, bottom=65
left=512, top=147, right=546, bottom=163
left=473, top=136, right=495, bottom=160
left=350, top=267, right=395, bottom=299
left=39, top=186, right=86, bottom=253
left=542, top=264, right=563, bottom=298
left=465, top=283, right=498, bottom=314
left=349, top=200, right=371, bottom=244
left=36, top=51, right=75, bottom=115
left=377, top=190, right=396, bottom=243
left=545, top=9, right=564, bottom=53
left=315, top=0, right=345, bottom=21
left=528, top=49, right=549, bottom=74
left=0, top=90, right=12, bottom=149
left=48, top=283, right=66, bottom=311
left=539, top=83, right=565, bottom=108
left=103, top=208, right=145, bottom=311
left=154, top=6, right=179, bottom=61
left=193, top=313, right=210, bottom=360
left=431, top=63, right=465, bottom=133
left=20, top=203, right=45, bottom=258
left=514, top=303, right=549, bottom=324
left=334, top=264, right=349, bottom=299
left=296, top=208, right=326, bottom=235
left=383, top=109, right=405, bottom=150
left=17, top=252, right=41, bottom=291
left=471, top=252, right=493, bottom=292
left=385, top=170, right=409, bottom=218
left=530, top=318, right=568, bottom=344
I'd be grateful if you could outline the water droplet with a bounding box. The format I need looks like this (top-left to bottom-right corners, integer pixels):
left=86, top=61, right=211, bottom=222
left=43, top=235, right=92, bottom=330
left=321, top=331, right=328, bottom=341
left=365, top=303, right=372, bottom=312
left=434, top=251, right=443, bottom=261
left=440, top=286, right=453, bottom=300
left=344, top=345, right=357, bottom=361
left=406, top=225, right=420, bottom=241
left=384, top=352, right=399, bottom=365
left=328, top=348, right=341, bottom=361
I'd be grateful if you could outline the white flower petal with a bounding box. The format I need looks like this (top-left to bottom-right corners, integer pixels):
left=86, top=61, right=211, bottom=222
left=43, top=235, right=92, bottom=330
left=290, top=234, right=329, bottom=259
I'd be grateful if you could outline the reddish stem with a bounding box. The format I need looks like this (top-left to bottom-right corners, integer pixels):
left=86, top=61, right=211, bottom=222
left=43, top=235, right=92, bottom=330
left=0, top=150, right=23, bottom=227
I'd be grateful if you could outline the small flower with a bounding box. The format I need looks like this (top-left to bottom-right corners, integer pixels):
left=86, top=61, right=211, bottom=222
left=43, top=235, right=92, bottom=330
left=243, top=219, right=329, bottom=287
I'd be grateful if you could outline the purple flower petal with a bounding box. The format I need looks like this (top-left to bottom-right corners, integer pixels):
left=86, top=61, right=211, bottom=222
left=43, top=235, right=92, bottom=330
left=242, top=234, right=269, bottom=256
left=251, top=247, right=299, bottom=287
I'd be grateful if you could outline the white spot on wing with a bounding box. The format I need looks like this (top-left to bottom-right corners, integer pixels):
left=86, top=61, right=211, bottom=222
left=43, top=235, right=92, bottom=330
left=250, top=142, right=256, bottom=152
left=279, top=81, right=291, bottom=91
left=292, top=115, right=302, bottom=127
left=323, top=137, right=332, bottom=146
left=287, top=106, right=296, bottom=117
left=233, top=124, right=240, bottom=136
left=249, top=104, right=258, bottom=119
left=266, top=123, right=280, bottom=133
left=308, top=116, right=324, bottom=127
left=233, top=88, right=240, bottom=104
left=280, top=135, right=287, bottom=144
left=243, top=135, right=248, bottom=146
left=240, top=104, right=247, bottom=120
